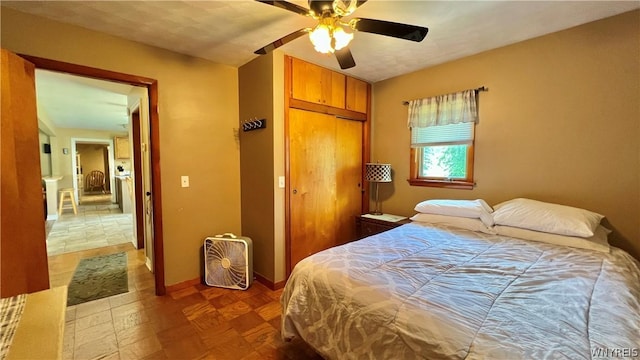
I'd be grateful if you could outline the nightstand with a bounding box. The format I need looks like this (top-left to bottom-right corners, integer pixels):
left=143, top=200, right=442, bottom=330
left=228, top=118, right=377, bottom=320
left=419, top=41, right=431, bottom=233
left=355, top=214, right=411, bottom=239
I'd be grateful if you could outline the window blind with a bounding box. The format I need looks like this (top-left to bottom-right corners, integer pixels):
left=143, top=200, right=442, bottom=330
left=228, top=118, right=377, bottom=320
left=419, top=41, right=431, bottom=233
left=411, top=122, right=474, bottom=147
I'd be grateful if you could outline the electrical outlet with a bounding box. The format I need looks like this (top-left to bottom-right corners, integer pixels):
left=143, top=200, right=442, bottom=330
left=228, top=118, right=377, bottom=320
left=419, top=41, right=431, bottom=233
left=278, top=176, right=285, bottom=188
left=181, top=176, right=189, bottom=188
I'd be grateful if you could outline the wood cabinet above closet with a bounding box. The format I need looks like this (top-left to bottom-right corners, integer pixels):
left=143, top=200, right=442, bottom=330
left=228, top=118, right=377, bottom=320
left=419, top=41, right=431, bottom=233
left=346, top=77, right=368, bottom=113
left=291, top=57, right=345, bottom=109
left=289, top=57, right=369, bottom=116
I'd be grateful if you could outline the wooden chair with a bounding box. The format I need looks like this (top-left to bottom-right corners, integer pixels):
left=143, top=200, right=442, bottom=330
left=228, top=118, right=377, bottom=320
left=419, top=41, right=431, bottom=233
left=86, top=170, right=106, bottom=193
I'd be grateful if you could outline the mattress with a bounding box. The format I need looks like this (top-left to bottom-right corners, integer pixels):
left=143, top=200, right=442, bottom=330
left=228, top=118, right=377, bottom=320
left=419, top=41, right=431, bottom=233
left=281, top=223, right=640, bottom=359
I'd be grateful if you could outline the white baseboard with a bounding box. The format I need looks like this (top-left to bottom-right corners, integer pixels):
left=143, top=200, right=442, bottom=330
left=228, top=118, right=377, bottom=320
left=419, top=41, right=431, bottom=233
left=145, top=257, right=153, bottom=272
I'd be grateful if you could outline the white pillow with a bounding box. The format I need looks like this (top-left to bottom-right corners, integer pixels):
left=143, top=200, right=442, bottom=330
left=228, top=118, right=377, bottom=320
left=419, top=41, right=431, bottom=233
left=414, top=199, right=494, bottom=226
left=495, top=225, right=610, bottom=253
left=410, top=213, right=495, bottom=234
left=492, top=198, right=604, bottom=237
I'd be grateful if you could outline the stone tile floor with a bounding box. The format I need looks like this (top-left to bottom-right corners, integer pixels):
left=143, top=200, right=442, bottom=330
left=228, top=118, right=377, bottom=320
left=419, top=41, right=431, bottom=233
left=46, top=202, right=134, bottom=256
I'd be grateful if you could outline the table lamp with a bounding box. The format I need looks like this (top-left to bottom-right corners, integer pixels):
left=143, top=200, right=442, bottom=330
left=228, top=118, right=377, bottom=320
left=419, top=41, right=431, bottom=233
left=365, top=163, right=392, bottom=215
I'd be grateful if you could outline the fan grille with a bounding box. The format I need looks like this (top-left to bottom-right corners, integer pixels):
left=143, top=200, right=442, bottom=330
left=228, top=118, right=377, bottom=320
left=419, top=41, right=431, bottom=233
left=205, top=239, right=248, bottom=289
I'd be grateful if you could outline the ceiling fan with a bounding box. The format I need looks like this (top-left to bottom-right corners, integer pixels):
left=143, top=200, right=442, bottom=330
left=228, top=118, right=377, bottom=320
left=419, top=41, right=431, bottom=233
left=254, top=0, right=429, bottom=70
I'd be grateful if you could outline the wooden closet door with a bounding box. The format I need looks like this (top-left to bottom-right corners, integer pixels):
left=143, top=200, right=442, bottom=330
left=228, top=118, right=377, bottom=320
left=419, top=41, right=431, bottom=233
left=289, top=109, right=337, bottom=269
left=335, top=119, right=363, bottom=244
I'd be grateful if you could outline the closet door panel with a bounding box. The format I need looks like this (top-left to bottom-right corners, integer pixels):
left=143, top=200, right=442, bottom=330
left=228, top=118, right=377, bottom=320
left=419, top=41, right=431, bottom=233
left=289, top=109, right=337, bottom=269
left=335, top=119, right=363, bottom=244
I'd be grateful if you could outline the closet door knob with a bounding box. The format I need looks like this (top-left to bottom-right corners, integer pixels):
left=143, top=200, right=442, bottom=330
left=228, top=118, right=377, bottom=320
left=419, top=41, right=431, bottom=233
left=292, top=189, right=298, bottom=194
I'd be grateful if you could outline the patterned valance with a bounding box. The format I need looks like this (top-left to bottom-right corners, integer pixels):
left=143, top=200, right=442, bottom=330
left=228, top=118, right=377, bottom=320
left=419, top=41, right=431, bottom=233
left=407, top=89, right=478, bottom=128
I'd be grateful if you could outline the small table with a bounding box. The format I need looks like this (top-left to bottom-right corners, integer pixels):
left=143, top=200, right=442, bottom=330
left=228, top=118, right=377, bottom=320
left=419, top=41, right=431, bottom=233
left=355, top=213, right=411, bottom=239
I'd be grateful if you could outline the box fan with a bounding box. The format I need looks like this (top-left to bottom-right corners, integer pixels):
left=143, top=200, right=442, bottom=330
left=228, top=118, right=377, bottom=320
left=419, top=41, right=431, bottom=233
left=204, top=233, right=253, bottom=290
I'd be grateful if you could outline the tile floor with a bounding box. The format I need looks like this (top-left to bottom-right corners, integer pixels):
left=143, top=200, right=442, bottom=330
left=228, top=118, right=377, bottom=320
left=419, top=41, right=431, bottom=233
left=46, top=202, right=134, bottom=256
left=49, top=244, right=321, bottom=360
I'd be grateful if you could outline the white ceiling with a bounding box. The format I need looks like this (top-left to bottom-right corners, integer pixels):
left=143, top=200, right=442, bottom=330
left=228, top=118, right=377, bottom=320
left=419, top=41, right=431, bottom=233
left=35, top=70, right=134, bottom=133
left=8, top=1, right=639, bottom=132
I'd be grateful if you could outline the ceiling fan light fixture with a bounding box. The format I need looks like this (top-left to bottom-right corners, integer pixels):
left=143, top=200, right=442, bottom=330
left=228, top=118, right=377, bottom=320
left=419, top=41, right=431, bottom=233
left=332, top=26, right=353, bottom=51
left=309, top=23, right=333, bottom=53
left=254, top=0, right=429, bottom=69
left=309, top=19, right=354, bottom=54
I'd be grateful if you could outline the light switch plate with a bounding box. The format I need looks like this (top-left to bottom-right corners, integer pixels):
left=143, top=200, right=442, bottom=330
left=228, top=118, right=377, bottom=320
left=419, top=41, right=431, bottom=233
left=181, top=175, right=189, bottom=188
left=278, top=176, right=285, bottom=188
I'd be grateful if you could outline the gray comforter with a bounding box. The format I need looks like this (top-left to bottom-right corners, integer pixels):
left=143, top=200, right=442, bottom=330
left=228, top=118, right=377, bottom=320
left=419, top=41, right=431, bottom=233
left=281, top=223, right=640, bottom=359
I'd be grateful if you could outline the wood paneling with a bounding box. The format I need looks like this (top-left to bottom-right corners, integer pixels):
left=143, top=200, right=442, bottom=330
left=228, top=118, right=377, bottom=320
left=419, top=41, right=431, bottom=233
left=285, top=55, right=370, bottom=274
left=1, top=48, right=50, bottom=297
left=288, top=109, right=364, bottom=267
left=327, top=70, right=346, bottom=109
left=291, top=57, right=345, bottom=108
left=335, top=119, right=363, bottom=245
left=288, top=98, right=366, bottom=121
left=346, top=77, right=368, bottom=113
left=289, top=109, right=337, bottom=268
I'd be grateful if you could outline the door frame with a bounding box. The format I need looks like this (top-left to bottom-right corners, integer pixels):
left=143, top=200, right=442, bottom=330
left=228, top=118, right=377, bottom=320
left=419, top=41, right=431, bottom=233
left=21, top=54, right=167, bottom=295
left=131, top=108, right=145, bottom=250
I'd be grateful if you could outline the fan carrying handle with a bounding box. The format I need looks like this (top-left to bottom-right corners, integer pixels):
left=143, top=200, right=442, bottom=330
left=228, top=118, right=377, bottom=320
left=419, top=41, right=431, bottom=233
left=215, top=233, right=237, bottom=239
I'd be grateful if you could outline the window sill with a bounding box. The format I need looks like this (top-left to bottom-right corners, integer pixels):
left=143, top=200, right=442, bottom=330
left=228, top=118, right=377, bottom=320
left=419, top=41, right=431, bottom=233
left=407, top=179, right=475, bottom=190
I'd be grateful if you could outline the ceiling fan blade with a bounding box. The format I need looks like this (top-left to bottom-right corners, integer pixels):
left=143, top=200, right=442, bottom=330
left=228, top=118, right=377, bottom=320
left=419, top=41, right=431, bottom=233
left=255, top=0, right=310, bottom=17
left=335, top=47, right=356, bottom=70
left=352, top=18, right=428, bottom=42
left=254, top=29, right=309, bottom=55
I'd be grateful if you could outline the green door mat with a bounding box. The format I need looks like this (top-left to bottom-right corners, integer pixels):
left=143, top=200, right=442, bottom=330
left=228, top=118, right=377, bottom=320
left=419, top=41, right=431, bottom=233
left=67, top=252, right=128, bottom=306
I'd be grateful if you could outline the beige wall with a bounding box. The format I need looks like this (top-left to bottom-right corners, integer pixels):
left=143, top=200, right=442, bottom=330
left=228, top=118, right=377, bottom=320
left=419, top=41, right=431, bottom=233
left=238, top=51, right=287, bottom=284
left=372, top=10, right=640, bottom=259
left=1, top=7, right=241, bottom=285
left=239, top=53, right=276, bottom=281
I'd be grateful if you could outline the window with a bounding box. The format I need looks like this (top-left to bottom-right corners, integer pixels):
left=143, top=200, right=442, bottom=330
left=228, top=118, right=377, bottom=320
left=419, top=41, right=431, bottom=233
left=407, top=89, right=479, bottom=189
left=409, top=122, right=475, bottom=188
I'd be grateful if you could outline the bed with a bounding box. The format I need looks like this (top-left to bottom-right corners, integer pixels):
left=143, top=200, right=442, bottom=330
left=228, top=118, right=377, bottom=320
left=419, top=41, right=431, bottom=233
left=1, top=286, right=67, bottom=360
left=281, top=221, right=640, bottom=359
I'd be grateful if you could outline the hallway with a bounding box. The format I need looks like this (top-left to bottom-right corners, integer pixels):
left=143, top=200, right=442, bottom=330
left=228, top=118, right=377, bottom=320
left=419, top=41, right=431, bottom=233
left=46, top=202, right=134, bottom=256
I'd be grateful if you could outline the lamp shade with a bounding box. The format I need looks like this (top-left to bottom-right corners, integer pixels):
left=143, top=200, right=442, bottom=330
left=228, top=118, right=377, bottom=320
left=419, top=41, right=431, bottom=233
left=365, top=163, right=392, bottom=183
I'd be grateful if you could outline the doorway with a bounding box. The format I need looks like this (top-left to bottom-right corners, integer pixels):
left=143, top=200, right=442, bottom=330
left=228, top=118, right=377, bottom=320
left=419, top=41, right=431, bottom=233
left=74, top=140, right=115, bottom=204
left=23, top=54, right=166, bottom=295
